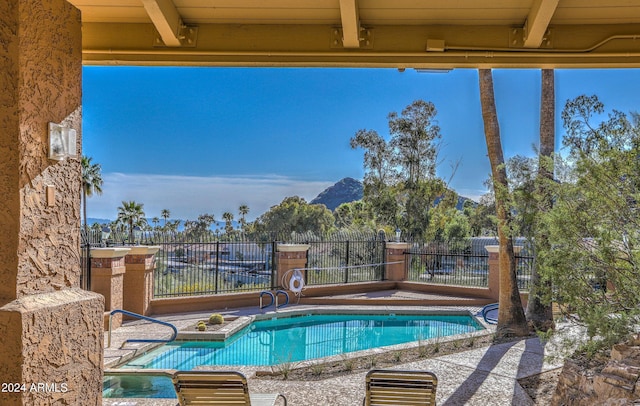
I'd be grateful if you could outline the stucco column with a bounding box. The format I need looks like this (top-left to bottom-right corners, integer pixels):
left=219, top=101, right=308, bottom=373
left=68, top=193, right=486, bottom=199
left=91, top=248, right=130, bottom=330
left=485, top=246, right=501, bottom=301
left=385, top=242, right=410, bottom=281
left=123, top=246, right=160, bottom=317
left=276, top=244, right=309, bottom=290
left=0, top=1, right=105, bottom=405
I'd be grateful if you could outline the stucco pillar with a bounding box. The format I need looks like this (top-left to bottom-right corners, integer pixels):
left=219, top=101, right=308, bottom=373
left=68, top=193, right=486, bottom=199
left=91, top=248, right=130, bottom=330
left=485, top=245, right=523, bottom=302
left=276, top=244, right=309, bottom=290
left=385, top=242, right=410, bottom=281
left=123, top=246, right=160, bottom=317
left=0, top=1, right=105, bottom=404
left=485, top=246, right=501, bottom=302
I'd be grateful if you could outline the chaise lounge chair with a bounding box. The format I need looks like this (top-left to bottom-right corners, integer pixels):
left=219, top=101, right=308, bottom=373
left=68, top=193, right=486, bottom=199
left=172, top=370, right=287, bottom=406
left=363, top=369, right=438, bottom=405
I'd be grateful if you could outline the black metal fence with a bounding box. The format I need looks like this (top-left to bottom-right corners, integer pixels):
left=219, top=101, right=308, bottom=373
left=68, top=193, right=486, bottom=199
left=153, top=235, right=277, bottom=297
left=80, top=229, right=533, bottom=297
left=405, top=237, right=534, bottom=291
left=288, top=231, right=386, bottom=285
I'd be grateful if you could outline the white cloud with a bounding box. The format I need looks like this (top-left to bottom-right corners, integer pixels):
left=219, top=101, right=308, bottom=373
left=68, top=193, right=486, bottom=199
left=87, top=173, right=334, bottom=221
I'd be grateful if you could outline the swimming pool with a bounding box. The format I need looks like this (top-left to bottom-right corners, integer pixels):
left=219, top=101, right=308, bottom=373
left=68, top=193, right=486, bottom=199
left=120, top=312, right=483, bottom=369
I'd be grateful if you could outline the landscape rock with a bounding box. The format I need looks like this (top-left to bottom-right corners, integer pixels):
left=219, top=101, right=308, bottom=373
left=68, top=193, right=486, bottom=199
left=552, top=341, right=640, bottom=405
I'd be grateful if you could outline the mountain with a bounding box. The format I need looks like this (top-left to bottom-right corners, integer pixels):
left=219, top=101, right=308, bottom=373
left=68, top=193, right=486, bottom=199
left=311, top=177, right=364, bottom=211
left=86, top=217, right=111, bottom=226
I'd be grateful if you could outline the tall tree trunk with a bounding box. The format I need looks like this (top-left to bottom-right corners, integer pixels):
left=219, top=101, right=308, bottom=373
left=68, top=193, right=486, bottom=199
left=478, top=69, right=529, bottom=337
left=526, top=69, right=555, bottom=329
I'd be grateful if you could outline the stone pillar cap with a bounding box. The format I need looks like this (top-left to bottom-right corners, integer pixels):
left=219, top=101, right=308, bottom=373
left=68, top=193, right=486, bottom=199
left=386, top=242, right=411, bottom=249
left=484, top=245, right=523, bottom=253
left=127, top=246, right=161, bottom=255
left=277, top=243, right=310, bottom=252
left=90, top=247, right=131, bottom=258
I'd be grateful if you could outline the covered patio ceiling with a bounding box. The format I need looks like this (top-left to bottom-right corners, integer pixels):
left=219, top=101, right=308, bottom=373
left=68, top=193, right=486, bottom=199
left=70, top=0, right=640, bottom=68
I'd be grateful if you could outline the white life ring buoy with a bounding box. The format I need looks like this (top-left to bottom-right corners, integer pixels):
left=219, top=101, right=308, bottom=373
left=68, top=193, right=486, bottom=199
left=289, top=270, right=305, bottom=293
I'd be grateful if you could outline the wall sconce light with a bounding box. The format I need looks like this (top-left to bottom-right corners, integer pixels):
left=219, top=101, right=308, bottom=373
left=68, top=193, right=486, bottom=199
left=48, top=122, right=77, bottom=161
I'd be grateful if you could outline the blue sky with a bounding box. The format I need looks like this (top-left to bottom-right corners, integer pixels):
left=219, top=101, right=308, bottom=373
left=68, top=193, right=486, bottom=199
left=82, top=67, right=640, bottom=221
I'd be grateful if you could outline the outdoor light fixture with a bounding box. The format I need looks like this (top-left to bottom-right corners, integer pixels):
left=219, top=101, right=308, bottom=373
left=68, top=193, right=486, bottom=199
left=395, top=228, right=402, bottom=242
left=48, top=122, right=77, bottom=161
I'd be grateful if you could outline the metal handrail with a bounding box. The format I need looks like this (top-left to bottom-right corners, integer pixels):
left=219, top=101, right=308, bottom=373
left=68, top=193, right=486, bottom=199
left=108, top=309, right=178, bottom=348
left=275, top=290, right=289, bottom=308
left=259, top=290, right=274, bottom=309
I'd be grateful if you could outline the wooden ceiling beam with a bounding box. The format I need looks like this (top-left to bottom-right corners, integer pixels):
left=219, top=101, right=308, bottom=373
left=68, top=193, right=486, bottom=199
left=523, top=0, right=559, bottom=48
left=81, top=22, right=640, bottom=68
left=339, top=0, right=361, bottom=48
left=141, top=0, right=184, bottom=47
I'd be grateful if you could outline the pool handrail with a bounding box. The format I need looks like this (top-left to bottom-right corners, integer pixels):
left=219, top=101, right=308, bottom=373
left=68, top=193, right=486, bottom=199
left=259, top=290, right=274, bottom=309
left=108, top=309, right=178, bottom=348
left=275, top=290, right=289, bottom=309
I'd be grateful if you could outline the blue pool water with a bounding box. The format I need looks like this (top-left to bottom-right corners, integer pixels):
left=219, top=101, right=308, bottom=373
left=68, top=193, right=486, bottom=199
left=103, top=374, right=176, bottom=399
left=121, top=313, right=483, bottom=369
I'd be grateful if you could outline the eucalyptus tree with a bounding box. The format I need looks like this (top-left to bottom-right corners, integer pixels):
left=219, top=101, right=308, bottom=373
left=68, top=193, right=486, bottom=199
left=334, top=200, right=374, bottom=230
left=350, top=100, right=450, bottom=239
left=350, top=129, right=398, bottom=226
left=253, top=196, right=335, bottom=236
left=81, top=156, right=103, bottom=232
left=478, top=69, right=529, bottom=338
left=388, top=99, right=441, bottom=185
left=116, top=200, right=147, bottom=243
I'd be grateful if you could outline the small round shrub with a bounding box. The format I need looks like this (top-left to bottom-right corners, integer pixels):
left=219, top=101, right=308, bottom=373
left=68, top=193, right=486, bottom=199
left=197, top=321, right=207, bottom=331
left=209, top=313, right=224, bottom=325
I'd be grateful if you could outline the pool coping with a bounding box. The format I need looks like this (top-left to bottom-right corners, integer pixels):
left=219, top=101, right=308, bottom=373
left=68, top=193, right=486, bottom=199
left=175, top=306, right=489, bottom=342
left=108, top=306, right=493, bottom=373
left=104, top=305, right=493, bottom=369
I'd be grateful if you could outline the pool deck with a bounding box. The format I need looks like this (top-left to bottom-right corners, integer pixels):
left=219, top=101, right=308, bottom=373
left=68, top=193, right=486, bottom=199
left=103, top=295, right=569, bottom=406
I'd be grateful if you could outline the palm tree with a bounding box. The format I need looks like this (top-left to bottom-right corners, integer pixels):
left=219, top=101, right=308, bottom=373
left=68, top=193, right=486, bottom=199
left=526, top=69, right=555, bottom=328
left=161, top=209, right=170, bottom=228
left=152, top=217, right=160, bottom=230
left=238, top=204, right=249, bottom=230
left=222, top=211, right=234, bottom=235
left=478, top=69, right=529, bottom=338
left=117, top=200, right=146, bottom=243
left=81, top=156, right=103, bottom=232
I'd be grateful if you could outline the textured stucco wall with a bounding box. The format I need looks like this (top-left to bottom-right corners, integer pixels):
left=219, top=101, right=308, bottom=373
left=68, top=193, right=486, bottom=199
left=0, top=0, right=83, bottom=305
left=0, top=1, right=105, bottom=405
left=0, top=0, right=21, bottom=306
left=0, top=289, right=104, bottom=405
